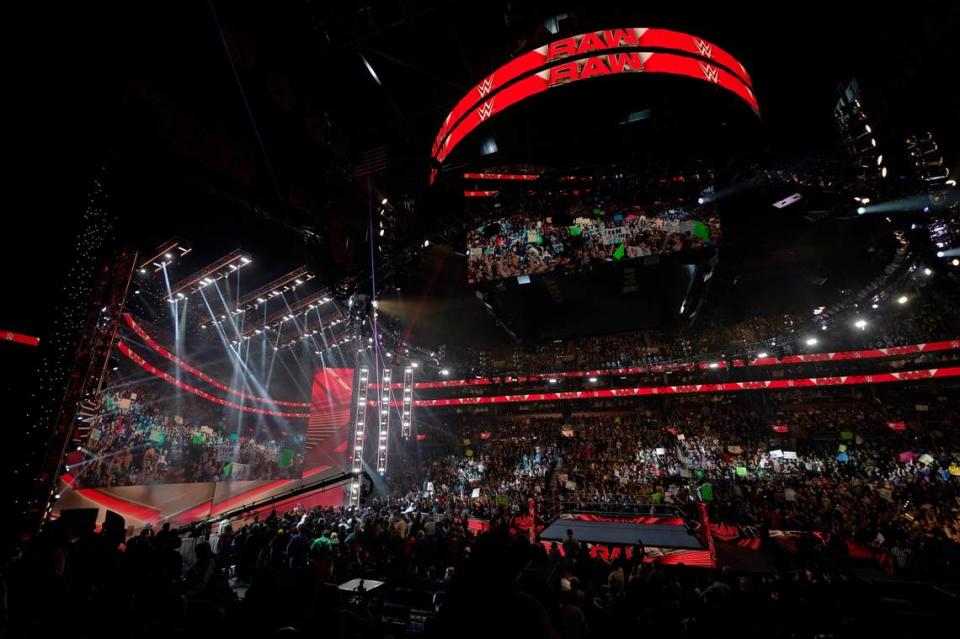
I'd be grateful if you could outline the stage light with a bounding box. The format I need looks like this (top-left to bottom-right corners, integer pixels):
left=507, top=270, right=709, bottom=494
left=805, top=337, right=818, bottom=346
left=897, top=296, right=908, bottom=304
left=953, top=259, right=960, bottom=266
left=924, top=268, right=933, bottom=276
left=165, top=253, right=172, bottom=259
left=947, top=179, right=957, bottom=187
left=241, top=256, right=252, bottom=264
left=139, top=268, right=147, bottom=274
left=872, top=303, right=879, bottom=309
left=381, top=198, right=388, bottom=205
left=441, top=369, right=449, bottom=376
left=588, top=377, right=598, bottom=382
left=134, top=290, right=140, bottom=294
left=411, top=362, right=419, bottom=368
left=757, top=352, right=768, bottom=358
left=379, top=229, right=385, bottom=237
left=273, top=346, right=279, bottom=351
left=423, top=240, right=430, bottom=248
left=53, top=493, right=60, bottom=501
left=937, top=251, right=945, bottom=257
left=857, top=207, right=866, bottom=214
left=360, top=54, right=382, bottom=86
left=865, top=124, right=872, bottom=133
left=708, top=362, right=719, bottom=369
left=870, top=138, right=877, bottom=147
left=697, top=197, right=705, bottom=205
left=854, top=319, right=867, bottom=329
left=877, top=155, right=883, bottom=166
left=548, top=378, right=558, bottom=384
left=881, top=167, right=888, bottom=178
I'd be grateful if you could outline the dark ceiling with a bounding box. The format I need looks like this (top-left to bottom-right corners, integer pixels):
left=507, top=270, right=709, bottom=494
left=6, top=1, right=959, bottom=346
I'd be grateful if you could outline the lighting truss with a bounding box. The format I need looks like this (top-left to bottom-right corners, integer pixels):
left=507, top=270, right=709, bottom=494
left=199, top=265, right=315, bottom=328
left=231, top=316, right=352, bottom=351
left=376, top=368, right=392, bottom=474
left=138, top=239, right=191, bottom=273
left=349, top=367, right=370, bottom=508
left=239, top=289, right=336, bottom=338
left=167, top=249, right=251, bottom=302
left=401, top=367, right=414, bottom=439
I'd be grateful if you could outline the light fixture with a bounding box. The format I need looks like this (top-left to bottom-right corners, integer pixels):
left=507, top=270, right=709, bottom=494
left=857, top=207, right=866, bottom=215
left=440, top=369, right=449, bottom=376
left=588, top=377, right=598, bottom=382
left=854, top=319, right=867, bottom=329
left=953, top=259, right=960, bottom=266
left=708, top=362, right=719, bottom=369
left=381, top=198, right=388, bottom=205
left=923, top=268, right=932, bottom=276
left=805, top=337, right=818, bottom=346
left=411, top=362, right=419, bottom=368
left=756, top=352, right=768, bottom=358
left=897, top=295, right=908, bottom=304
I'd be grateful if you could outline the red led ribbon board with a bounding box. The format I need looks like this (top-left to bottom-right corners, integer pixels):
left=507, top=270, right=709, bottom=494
left=435, top=51, right=757, bottom=164
left=2, top=330, right=40, bottom=347
left=116, top=341, right=309, bottom=419
left=432, top=28, right=754, bottom=160
left=124, top=313, right=309, bottom=408
left=410, top=339, right=960, bottom=389
left=413, top=367, right=960, bottom=407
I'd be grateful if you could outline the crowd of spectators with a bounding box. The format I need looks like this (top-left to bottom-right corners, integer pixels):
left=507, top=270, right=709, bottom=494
left=76, top=382, right=304, bottom=487
left=5, top=383, right=960, bottom=637
left=466, top=198, right=719, bottom=283
left=411, top=387, right=960, bottom=582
